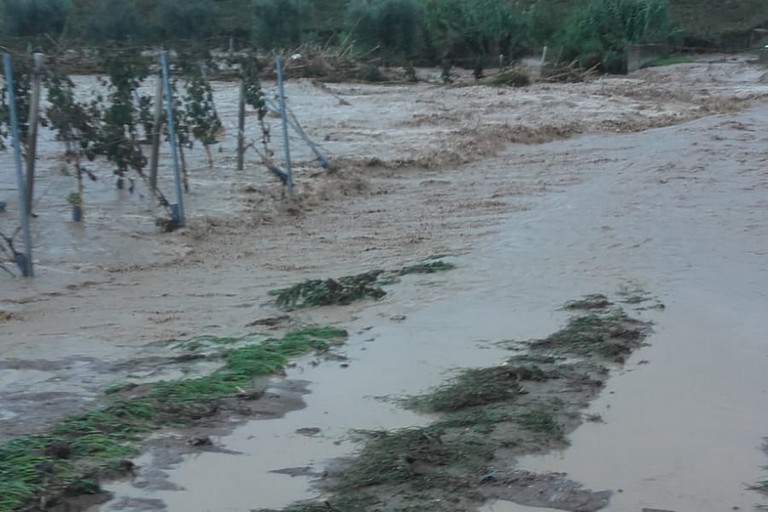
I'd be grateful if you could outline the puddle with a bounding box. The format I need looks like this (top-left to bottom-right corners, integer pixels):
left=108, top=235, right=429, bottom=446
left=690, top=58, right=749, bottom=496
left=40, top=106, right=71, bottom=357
left=94, top=298, right=563, bottom=510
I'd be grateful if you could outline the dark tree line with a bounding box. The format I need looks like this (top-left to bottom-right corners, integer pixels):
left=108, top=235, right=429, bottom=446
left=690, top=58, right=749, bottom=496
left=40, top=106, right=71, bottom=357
left=1, top=0, right=681, bottom=72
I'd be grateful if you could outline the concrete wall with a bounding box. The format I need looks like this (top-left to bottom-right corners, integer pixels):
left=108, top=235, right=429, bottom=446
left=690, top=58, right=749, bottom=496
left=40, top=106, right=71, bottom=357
left=627, top=44, right=671, bottom=72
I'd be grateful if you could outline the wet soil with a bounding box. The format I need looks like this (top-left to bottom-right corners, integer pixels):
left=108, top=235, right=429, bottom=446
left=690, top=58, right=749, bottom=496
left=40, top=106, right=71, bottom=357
left=2, top=56, right=768, bottom=512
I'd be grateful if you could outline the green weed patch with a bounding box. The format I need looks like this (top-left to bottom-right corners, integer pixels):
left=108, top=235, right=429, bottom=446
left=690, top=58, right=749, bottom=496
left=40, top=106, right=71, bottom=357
left=0, top=326, right=346, bottom=512
left=531, top=308, right=649, bottom=362
left=271, top=259, right=456, bottom=310
left=264, top=298, right=653, bottom=512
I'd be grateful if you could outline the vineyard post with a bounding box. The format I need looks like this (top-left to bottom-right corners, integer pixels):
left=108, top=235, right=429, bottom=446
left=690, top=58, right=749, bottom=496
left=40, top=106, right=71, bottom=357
left=24, top=53, right=44, bottom=215
left=149, top=72, right=164, bottom=192
left=275, top=56, right=293, bottom=197
left=237, top=78, right=245, bottom=171
left=160, top=51, right=185, bottom=227
left=3, top=54, right=34, bottom=277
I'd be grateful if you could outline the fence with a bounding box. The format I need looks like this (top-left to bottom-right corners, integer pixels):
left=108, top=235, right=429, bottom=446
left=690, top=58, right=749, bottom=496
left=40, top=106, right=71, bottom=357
left=0, top=48, right=330, bottom=278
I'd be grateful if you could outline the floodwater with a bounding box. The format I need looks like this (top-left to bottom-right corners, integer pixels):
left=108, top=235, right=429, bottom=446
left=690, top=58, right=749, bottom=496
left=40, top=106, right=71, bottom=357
left=92, top=106, right=768, bottom=511
left=487, top=113, right=768, bottom=511
left=91, top=289, right=565, bottom=511
left=471, top=110, right=768, bottom=511
left=3, top=59, right=768, bottom=512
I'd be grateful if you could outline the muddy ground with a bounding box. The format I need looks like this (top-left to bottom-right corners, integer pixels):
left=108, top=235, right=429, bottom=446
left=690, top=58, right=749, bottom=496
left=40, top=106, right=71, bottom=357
left=1, top=55, right=768, bottom=512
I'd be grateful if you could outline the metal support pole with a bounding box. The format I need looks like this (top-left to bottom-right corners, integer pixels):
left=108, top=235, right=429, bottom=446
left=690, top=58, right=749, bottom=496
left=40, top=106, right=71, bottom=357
left=275, top=56, right=293, bottom=197
left=265, top=98, right=329, bottom=169
left=25, top=52, right=43, bottom=215
left=148, top=74, right=164, bottom=192
left=237, top=78, right=245, bottom=171
left=3, top=54, right=34, bottom=277
left=159, top=51, right=185, bottom=227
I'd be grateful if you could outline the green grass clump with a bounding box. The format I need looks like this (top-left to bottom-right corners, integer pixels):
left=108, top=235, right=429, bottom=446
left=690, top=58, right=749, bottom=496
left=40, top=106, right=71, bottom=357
left=531, top=309, right=647, bottom=362
left=406, top=364, right=551, bottom=413
left=0, top=326, right=346, bottom=512
left=340, top=426, right=492, bottom=489
left=398, top=260, right=456, bottom=275
left=585, top=413, right=604, bottom=423
left=559, top=0, right=676, bottom=73
left=563, top=293, right=612, bottom=310
left=146, top=326, right=347, bottom=407
left=515, top=409, right=563, bottom=437
left=751, top=479, right=768, bottom=510
left=270, top=271, right=386, bottom=310
left=270, top=261, right=457, bottom=310
left=434, top=410, right=511, bottom=430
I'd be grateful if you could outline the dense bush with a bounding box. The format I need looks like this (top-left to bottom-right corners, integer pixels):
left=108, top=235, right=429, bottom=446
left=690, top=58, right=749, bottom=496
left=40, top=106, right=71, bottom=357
left=0, top=0, right=70, bottom=37
left=154, top=0, right=219, bottom=40
left=347, top=0, right=423, bottom=62
left=420, top=0, right=530, bottom=65
left=0, top=0, right=691, bottom=74
left=252, top=0, right=308, bottom=49
left=82, top=0, right=144, bottom=42
left=558, top=0, right=675, bottom=72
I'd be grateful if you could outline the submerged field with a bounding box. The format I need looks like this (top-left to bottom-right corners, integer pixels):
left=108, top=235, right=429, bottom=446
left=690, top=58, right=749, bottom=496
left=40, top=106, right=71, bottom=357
left=1, top=56, right=768, bottom=512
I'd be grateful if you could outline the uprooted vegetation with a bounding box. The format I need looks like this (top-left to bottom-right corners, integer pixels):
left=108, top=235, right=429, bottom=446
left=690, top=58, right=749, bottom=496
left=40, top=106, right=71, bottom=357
left=270, top=259, right=456, bottom=310
left=270, top=271, right=387, bottom=310
left=0, top=326, right=347, bottom=512
left=531, top=307, right=648, bottom=363
left=261, top=295, right=651, bottom=512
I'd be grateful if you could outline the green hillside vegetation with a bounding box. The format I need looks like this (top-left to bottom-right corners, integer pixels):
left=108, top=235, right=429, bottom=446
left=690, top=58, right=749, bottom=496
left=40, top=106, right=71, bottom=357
left=1, top=0, right=767, bottom=72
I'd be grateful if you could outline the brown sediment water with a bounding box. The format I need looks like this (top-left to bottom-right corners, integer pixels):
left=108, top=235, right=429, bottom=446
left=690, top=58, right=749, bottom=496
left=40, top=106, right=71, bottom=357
left=3, top=59, right=768, bottom=511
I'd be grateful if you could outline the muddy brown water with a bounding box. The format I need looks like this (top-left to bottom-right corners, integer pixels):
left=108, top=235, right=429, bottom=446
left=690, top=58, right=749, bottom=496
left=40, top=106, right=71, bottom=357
left=2, top=59, right=768, bottom=511
left=90, top=108, right=768, bottom=512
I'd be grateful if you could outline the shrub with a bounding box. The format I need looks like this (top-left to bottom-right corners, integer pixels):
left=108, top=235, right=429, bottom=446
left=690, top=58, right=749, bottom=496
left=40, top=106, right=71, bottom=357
left=347, top=0, right=424, bottom=61
left=154, top=0, right=219, bottom=40
left=251, top=0, right=308, bottom=49
left=82, top=0, right=144, bottom=42
left=558, top=0, right=675, bottom=73
left=421, top=0, right=531, bottom=66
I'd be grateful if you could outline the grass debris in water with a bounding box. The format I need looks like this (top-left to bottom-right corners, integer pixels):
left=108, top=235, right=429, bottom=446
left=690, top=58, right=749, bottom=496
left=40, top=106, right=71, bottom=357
left=0, top=326, right=346, bottom=512
left=270, top=260, right=457, bottom=310
left=270, top=271, right=386, bottom=310
left=405, top=364, right=551, bottom=413
left=264, top=298, right=653, bottom=512
left=563, top=293, right=612, bottom=310
left=398, top=260, right=456, bottom=275
left=531, top=308, right=649, bottom=363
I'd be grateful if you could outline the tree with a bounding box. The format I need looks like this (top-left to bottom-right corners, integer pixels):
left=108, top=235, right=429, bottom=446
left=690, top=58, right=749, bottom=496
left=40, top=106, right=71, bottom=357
left=347, top=0, right=423, bottom=62
left=91, top=49, right=150, bottom=188
left=559, top=0, right=674, bottom=73
left=155, top=0, right=219, bottom=40
left=421, top=0, right=530, bottom=65
left=82, top=0, right=144, bottom=42
left=251, top=0, right=306, bottom=49
left=45, top=70, right=99, bottom=221
left=0, top=0, right=70, bottom=37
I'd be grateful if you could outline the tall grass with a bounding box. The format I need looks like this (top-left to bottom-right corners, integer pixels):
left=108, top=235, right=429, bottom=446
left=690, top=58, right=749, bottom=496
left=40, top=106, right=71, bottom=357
left=559, top=0, right=676, bottom=72
left=344, top=0, right=531, bottom=66
left=421, top=0, right=531, bottom=65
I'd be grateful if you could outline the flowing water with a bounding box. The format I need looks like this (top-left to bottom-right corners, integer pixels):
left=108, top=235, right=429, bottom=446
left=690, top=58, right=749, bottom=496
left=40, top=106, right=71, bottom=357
left=90, top=106, right=768, bottom=511
left=2, top=61, right=767, bottom=512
